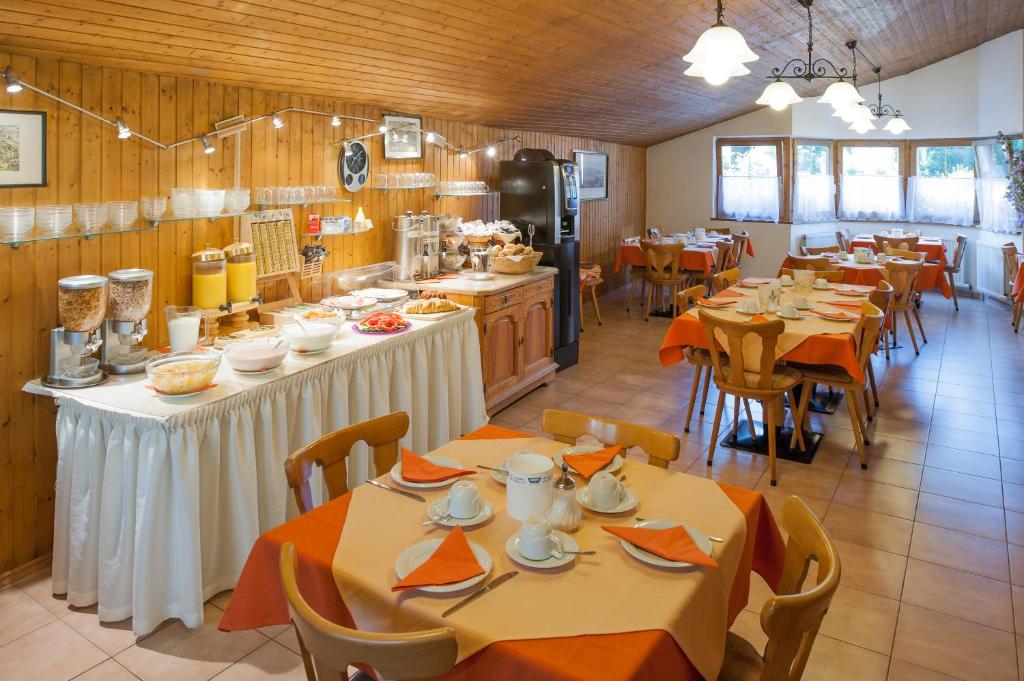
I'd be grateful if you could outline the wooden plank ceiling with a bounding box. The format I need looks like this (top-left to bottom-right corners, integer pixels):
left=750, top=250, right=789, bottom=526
left=0, top=0, right=1022, bottom=146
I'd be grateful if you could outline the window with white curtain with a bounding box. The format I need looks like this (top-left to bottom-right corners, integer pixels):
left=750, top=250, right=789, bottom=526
left=907, top=145, right=976, bottom=226
left=975, top=140, right=1022, bottom=234
left=717, top=142, right=780, bottom=223
left=793, top=143, right=835, bottom=222
left=839, top=145, right=903, bottom=221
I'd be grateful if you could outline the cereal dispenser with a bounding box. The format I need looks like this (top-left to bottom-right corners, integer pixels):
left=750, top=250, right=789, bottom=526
left=44, top=274, right=109, bottom=388
left=100, top=268, right=153, bottom=374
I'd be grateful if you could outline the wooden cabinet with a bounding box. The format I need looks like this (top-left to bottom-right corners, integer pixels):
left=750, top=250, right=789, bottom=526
left=442, top=274, right=558, bottom=413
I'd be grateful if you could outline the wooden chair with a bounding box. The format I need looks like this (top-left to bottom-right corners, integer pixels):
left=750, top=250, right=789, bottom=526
left=579, top=263, right=603, bottom=329
left=698, top=311, right=803, bottom=486
left=718, top=496, right=841, bottom=681
left=834, top=229, right=851, bottom=254
left=882, top=261, right=924, bottom=355
left=731, top=231, right=751, bottom=267
left=1013, top=253, right=1024, bottom=333
left=778, top=268, right=844, bottom=284
left=799, top=244, right=840, bottom=257
left=944, top=234, right=968, bottom=311
left=790, top=302, right=884, bottom=468
left=280, top=543, right=457, bottom=681
left=284, top=412, right=409, bottom=514
left=873, top=234, right=920, bottom=252
left=698, top=240, right=735, bottom=294
left=786, top=253, right=832, bottom=271
left=541, top=409, right=680, bottom=469
left=883, top=247, right=923, bottom=261
left=866, top=280, right=893, bottom=409
left=1003, top=242, right=1019, bottom=299
left=640, top=239, right=688, bottom=321
left=709, top=227, right=733, bottom=235
left=713, top=267, right=742, bottom=293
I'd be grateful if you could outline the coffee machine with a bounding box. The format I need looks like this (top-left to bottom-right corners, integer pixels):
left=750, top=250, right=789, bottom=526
left=500, top=149, right=580, bottom=369
left=44, top=274, right=109, bottom=389
left=392, top=210, right=442, bottom=281
left=100, top=268, right=154, bottom=374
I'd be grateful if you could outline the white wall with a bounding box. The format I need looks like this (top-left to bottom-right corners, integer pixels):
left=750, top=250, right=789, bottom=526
left=647, top=30, right=1024, bottom=285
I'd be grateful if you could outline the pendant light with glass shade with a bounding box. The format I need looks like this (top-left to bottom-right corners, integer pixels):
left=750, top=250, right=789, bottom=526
left=682, top=0, right=758, bottom=86
left=865, top=64, right=912, bottom=135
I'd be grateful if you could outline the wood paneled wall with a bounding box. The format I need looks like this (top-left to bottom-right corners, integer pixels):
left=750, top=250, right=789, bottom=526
left=0, top=52, right=645, bottom=576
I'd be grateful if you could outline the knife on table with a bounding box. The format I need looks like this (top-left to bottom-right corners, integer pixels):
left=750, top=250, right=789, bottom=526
left=442, top=571, right=519, bottom=618
left=365, top=479, right=426, bottom=503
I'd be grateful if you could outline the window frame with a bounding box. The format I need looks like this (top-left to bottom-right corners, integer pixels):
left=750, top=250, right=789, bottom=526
left=792, top=138, right=836, bottom=222
left=836, top=139, right=907, bottom=223
left=908, top=138, right=978, bottom=225
left=714, top=137, right=791, bottom=223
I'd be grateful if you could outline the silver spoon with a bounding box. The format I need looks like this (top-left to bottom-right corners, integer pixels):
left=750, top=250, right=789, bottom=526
left=476, top=464, right=507, bottom=474
left=552, top=549, right=597, bottom=557
left=634, top=517, right=723, bottom=543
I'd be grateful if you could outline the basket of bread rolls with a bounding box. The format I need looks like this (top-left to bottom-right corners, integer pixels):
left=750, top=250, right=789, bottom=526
left=488, top=243, right=543, bottom=274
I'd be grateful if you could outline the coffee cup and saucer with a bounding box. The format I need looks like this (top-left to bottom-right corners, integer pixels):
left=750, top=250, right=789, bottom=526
left=779, top=274, right=794, bottom=287
left=777, top=302, right=802, bottom=320
left=792, top=295, right=811, bottom=310
left=505, top=517, right=579, bottom=569
left=812, top=278, right=831, bottom=290
left=425, top=480, right=493, bottom=527
left=736, top=299, right=764, bottom=315
left=576, top=471, right=639, bottom=514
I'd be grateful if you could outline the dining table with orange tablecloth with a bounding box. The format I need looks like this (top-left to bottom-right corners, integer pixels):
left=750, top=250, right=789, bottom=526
left=614, top=236, right=757, bottom=275
left=220, top=424, right=786, bottom=681
left=779, top=253, right=951, bottom=298
left=1013, top=254, right=1024, bottom=302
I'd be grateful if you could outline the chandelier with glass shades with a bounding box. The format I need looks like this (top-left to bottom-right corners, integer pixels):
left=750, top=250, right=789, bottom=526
left=681, top=0, right=911, bottom=135
left=864, top=64, right=912, bottom=135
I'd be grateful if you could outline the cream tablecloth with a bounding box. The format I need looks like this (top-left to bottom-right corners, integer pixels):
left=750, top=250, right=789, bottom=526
left=24, top=309, right=487, bottom=635
left=333, top=438, right=746, bottom=681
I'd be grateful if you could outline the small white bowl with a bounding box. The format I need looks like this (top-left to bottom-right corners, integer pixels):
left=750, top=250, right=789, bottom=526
left=280, top=320, right=338, bottom=353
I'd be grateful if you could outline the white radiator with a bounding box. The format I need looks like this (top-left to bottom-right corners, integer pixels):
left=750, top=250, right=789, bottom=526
left=940, top=238, right=968, bottom=288
left=803, top=233, right=838, bottom=250
left=975, top=242, right=1006, bottom=298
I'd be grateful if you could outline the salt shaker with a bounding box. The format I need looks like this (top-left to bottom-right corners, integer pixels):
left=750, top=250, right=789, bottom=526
left=546, top=463, right=582, bottom=533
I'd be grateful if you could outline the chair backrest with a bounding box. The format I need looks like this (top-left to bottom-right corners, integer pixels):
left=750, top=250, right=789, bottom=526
left=884, top=247, right=923, bottom=261
left=882, top=261, right=923, bottom=310
left=834, top=230, right=850, bottom=253
left=731, top=231, right=750, bottom=266
left=540, top=409, right=680, bottom=469
left=697, top=309, right=786, bottom=392
left=874, top=234, right=919, bottom=252
left=709, top=226, right=732, bottom=235
left=802, top=245, right=840, bottom=256
left=284, top=412, right=409, bottom=514
left=786, top=253, right=832, bottom=271
left=677, top=284, right=708, bottom=311
left=1003, top=242, right=1019, bottom=281
left=280, top=543, right=457, bottom=681
left=852, top=302, right=884, bottom=372
left=640, top=239, right=684, bottom=280
left=713, top=267, right=742, bottom=292
left=869, top=279, right=894, bottom=317
left=756, top=496, right=841, bottom=681
left=711, top=240, right=734, bottom=274
left=779, top=268, right=844, bottom=283
left=950, top=234, right=968, bottom=270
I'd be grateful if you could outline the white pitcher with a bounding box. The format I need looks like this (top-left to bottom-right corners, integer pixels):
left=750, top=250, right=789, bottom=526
left=505, top=452, right=554, bottom=520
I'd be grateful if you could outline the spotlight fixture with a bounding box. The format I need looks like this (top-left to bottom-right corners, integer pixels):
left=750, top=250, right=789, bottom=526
left=682, top=0, right=758, bottom=86
left=378, top=124, right=388, bottom=133
left=3, top=67, right=22, bottom=94
left=115, top=117, right=132, bottom=140
left=343, top=141, right=353, bottom=157
left=425, top=132, right=435, bottom=144
left=201, top=134, right=215, bottom=155
left=271, top=113, right=284, bottom=129
left=486, top=146, right=497, bottom=157
left=331, top=114, right=341, bottom=127
left=459, top=152, right=468, bottom=160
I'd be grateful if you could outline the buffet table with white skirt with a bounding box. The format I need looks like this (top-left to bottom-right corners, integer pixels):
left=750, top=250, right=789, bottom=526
left=24, top=308, right=487, bottom=635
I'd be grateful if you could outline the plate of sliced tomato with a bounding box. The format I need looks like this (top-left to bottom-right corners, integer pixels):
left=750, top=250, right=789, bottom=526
left=353, top=311, right=411, bottom=335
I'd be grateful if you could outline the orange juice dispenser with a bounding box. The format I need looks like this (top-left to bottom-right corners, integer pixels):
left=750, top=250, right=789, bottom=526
left=224, top=241, right=258, bottom=304
left=191, top=245, right=227, bottom=310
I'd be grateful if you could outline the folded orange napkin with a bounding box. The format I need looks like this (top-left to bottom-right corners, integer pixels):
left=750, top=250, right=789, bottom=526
left=563, top=445, right=621, bottom=479
left=750, top=314, right=769, bottom=323
left=713, top=289, right=745, bottom=299
left=697, top=297, right=735, bottom=307
left=602, top=525, right=718, bottom=568
left=821, top=300, right=864, bottom=310
left=400, top=448, right=474, bottom=483
left=812, top=309, right=858, bottom=321
left=391, top=526, right=484, bottom=591
left=738, top=278, right=771, bottom=286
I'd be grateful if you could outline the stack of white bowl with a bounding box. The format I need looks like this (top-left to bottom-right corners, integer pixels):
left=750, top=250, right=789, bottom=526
left=74, top=203, right=107, bottom=232
left=106, top=201, right=138, bottom=228
left=140, top=196, right=167, bottom=219
left=225, top=188, right=250, bottom=213
left=196, top=189, right=225, bottom=217
left=0, top=207, right=34, bottom=240
left=36, top=205, right=73, bottom=235
left=171, top=188, right=198, bottom=218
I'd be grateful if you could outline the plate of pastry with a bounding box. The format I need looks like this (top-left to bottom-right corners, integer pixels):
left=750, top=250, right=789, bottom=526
left=400, top=297, right=466, bottom=320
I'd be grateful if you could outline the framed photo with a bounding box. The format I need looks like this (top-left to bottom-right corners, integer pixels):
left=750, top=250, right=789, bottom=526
left=0, top=110, right=46, bottom=188
left=382, top=113, right=422, bottom=159
left=574, top=150, right=608, bottom=201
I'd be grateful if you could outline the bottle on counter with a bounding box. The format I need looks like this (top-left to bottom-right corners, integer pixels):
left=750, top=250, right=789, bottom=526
left=223, top=241, right=258, bottom=304
left=191, top=245, right=227, bottom=310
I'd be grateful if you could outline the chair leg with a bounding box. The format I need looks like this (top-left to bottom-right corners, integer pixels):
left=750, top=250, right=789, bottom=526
left=732, top=395, right=741, bottom=437
left=913, top=306, right=927, bottom=343
left=785, top=388, right=805, bottom=451
left=884, top=317, right=891, bottom=361
left=683, top=365, right=702, bottom=433
left=948, top=271, right=959, bottom=311
left=706, top=392, right=726, bottom=467
left=626, top=276, right=637, bottom=312
left=699, top=367, right=712, bottom=416
left=847, top=388, right=869, bottom=468
left=766, top=396, right=778, bottom=486
left=861, top=387, right=873, bottom=421
left=789, top=380, right=813, bottom=450
left=867, top=361, right=880, bottom=407
left=903, top=310, right=920, bottom=355
left=591, top=287, right=602, bottom=325
left=644, top=281, right=654, bottom=322
left=742, top=398, right=757, bottom=439
left=641, top=277, right=647, bottom=307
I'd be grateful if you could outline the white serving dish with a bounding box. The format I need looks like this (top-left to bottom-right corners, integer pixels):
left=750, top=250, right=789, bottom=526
left=224, top=337, right=290, bottom=372
left=280, top=320, right=338, bottom=353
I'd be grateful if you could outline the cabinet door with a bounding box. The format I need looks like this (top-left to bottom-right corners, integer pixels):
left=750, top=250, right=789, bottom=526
left=483, top=308, right=521, bottom=399
left=520, top=293, right=554, bottom=378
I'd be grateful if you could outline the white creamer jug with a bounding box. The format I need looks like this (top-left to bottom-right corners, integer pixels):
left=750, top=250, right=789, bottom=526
left=506, top=451, right=554, bottom=521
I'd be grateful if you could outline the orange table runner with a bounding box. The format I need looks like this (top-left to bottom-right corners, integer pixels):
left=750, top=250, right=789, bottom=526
left=220, top=424, right=785, bottom=681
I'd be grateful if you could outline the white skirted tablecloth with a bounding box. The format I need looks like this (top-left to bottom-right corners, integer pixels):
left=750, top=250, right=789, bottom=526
left=24, top=309, right=487, bottom=635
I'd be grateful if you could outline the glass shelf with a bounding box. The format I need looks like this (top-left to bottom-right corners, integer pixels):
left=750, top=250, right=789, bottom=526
left=433, top=191, right=498, bottom=198
left=1, top=223, right=157, bottom=248
left=255, top=198, right=352, bottom=209
left=141, top=211, right=252, bottom=225
left=304, top=223, right=373, bottom=238
left=371, top=185, right=438, bottom=192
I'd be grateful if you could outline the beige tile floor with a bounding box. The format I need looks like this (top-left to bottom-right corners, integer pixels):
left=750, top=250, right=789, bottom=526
left=1, top=286, right=1022, bottom=680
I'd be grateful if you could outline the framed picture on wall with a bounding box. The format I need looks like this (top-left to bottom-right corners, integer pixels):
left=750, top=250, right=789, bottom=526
left=0, top=110, right=46, bottom=188
left=573, top=150, right=608, bottom=201
left=382, top=113, right=423, bottom=159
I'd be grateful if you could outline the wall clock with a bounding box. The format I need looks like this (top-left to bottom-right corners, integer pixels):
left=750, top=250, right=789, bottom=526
left=339, top=140, right=369, bottom=192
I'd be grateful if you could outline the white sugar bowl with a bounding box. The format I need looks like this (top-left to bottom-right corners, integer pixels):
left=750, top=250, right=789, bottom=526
left=546, top=463, right=582, bottom=533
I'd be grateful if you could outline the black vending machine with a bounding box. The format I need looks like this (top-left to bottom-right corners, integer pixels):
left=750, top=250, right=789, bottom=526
left=499, top=149, right=580, bottom=369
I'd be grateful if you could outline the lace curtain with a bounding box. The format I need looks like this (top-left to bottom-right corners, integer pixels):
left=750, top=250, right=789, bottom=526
left=976, top=178, right=1019, bottom=234
left=906, top=176, right=975, bottom=226
left=793, top=175, right=836, bottom=222
left=718, top=176, right=780, bottom=223
left=839, top=175, right=904, bottom=221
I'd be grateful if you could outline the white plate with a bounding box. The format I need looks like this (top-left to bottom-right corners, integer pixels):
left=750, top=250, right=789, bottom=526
left=233, top=365, right=280, bottom=376
left=809, top=309, right=858, bottom=323
left=153, top=387, right=213, bottom=399
left=736, top=308, right=765, bottom=316
left=619, top=520, right=713, bottom=569
left=505, top=530, right=579, bottom=569
left=777, top=311, right=803, bottom=320
left=487, top=461, right=510, bottom=485
left=290, top=347, right=329, bottom=356
left=390, top=455, right=469, bottom=490
left=793, top=302, right=812, bottom=310
left=554, top=445, right=623, bottom=476
left=577, top=486, right=639, bottom=514
left=394, top=539, right=492, bottom=593
left=322, top=295, right=378, bottom=310
left=426, top=498, right=494, bottom=528
left=352, top=288, right=408, bottom=302
left=835, top=289, right=868, bottom=297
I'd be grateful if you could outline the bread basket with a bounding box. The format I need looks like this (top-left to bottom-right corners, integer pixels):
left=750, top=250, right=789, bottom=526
left=489, top=251, right=543, bottom=275
left=465, top=234, right=493, bottom=248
